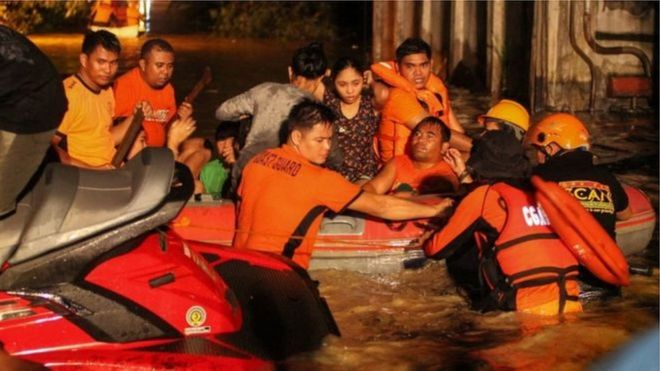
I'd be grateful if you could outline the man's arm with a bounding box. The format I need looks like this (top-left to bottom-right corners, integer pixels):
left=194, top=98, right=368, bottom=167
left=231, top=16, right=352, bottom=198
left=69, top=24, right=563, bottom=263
left=362, top=159, right=397, bottom=194
left=347, top=191, right=453, bottom=221
left=371, top=80, right=390, bottom=110
left=216, top=88, right=256, bottom=122
left=446, top=107, right=464, bottom=134
left=448, top=130, right=472, bottom=153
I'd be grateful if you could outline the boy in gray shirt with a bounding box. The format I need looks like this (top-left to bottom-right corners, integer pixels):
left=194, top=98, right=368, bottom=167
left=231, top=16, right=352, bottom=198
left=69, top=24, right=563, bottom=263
left=216, top=42, right=327, bottom=193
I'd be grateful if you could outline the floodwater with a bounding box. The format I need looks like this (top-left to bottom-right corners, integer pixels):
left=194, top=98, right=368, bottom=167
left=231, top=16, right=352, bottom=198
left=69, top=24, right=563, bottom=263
left=31, top=34, right=658, bottom=370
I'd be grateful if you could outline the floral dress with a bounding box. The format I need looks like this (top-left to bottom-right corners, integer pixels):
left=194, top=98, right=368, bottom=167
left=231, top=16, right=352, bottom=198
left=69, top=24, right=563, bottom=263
left=324, top=88, right=380, bottom=182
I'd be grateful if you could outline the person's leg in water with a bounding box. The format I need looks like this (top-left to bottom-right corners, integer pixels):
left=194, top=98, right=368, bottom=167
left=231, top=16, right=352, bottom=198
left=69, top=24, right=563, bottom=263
left=445, top=244, right=485, bottom=308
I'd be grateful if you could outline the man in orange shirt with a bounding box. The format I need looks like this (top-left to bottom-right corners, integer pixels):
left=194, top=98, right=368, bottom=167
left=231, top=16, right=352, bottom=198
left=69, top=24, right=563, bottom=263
left=113, top=38, right=194, bottom=154
left=235, top=100, right=454, bottom=269
left=371, top=38, right=469, bottom=161
left=363, top=116, right=459, bottom=196
left=52, top=30, right=143, bottom=169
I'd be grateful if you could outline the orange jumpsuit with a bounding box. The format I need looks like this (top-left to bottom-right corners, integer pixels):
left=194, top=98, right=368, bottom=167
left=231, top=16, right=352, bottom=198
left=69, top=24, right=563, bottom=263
left=425, top=182, right=582, bottom=315
left=235, top=145, right=362, bottom=269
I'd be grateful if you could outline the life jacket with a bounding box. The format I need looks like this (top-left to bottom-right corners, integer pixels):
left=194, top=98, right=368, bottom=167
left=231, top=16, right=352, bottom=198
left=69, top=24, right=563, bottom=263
left=371, top=61, right=451, bottom=161
left=391, top=155, right=458, bottom=194
left=478, top=183, right=582, bottom=314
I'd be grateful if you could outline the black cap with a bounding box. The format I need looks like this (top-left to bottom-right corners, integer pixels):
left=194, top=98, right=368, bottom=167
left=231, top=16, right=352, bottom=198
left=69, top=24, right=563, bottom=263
left=467, top=130, right=530, bottom=180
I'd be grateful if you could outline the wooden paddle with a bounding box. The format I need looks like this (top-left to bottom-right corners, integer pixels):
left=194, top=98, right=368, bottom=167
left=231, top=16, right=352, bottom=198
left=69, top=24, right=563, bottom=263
left=183, top=66, right=212, bottom=104
left=111, top=66, right=213, bottom=167
left=111, top=107, right=144, bottom=168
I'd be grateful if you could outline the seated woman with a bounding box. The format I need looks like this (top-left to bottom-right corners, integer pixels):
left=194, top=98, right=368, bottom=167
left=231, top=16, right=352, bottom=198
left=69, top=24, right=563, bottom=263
left=323, top=57, right=380, bottom=184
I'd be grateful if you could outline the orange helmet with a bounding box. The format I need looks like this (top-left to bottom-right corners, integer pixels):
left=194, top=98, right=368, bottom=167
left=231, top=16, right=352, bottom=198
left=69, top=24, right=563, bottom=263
left=525, top=113, right=590, bottom=151
left=478, top=99, right=530, bottom=132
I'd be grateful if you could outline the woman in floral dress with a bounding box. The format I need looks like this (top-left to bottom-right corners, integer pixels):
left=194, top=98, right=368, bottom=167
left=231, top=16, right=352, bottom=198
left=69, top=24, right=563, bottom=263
left=323, top=57, right=380, bottom=183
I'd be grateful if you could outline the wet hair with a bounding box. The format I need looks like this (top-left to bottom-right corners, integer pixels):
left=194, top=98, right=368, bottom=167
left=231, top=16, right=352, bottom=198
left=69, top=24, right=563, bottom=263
left=215, top=121, right=240, bottom=141
left=291, top=42, right=327, bottom=79
left=395, top=37, right=432, bottom=63
left=415, top=116, right=451, bottom=143
left=285, top=99, right=336, bottom=137
left=82, top=30, right=121, bottom=55
left=331, top=57, right=365, bottom=80
left=140, top=38, right=174, bottom=59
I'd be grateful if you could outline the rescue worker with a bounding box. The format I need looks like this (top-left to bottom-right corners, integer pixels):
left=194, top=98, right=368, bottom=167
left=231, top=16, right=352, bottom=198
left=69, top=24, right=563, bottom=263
left=526, top=113, right=631, bottom=296
left=425, top=130, right=582, bottom=315
left=235, top=99, right=454, bottom=269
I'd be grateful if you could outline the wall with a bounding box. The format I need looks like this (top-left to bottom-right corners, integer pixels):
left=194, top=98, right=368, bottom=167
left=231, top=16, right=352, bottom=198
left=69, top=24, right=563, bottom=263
left=371, top=0, right=657, bottom=112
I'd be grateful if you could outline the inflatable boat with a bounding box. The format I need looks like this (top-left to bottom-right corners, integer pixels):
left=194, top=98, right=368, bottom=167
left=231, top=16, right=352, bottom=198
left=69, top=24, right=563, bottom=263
left=171, top=185, right=656, bottom=274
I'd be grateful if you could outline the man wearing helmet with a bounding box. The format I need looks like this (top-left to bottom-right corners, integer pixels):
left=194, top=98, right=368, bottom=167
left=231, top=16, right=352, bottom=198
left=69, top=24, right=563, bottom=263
left=526, top=113, right=631, bottom=295
left=526, top=113, right=631, bottom=236
left=477, top=99, right=530, bottom=142
left=443, top=99, right=531, bottom=186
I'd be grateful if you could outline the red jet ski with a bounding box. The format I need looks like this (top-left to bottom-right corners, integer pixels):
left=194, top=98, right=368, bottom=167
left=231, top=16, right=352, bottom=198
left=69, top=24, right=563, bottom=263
left=0, top=148, right=338, bottom=369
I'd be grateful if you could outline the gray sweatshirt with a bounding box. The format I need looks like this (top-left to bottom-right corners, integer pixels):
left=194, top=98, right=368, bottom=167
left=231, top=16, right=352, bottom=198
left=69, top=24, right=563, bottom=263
left=215, top=82, right=313, bottom=191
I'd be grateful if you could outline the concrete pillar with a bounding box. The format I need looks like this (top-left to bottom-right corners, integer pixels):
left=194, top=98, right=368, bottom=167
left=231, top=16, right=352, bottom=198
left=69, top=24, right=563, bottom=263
left=372, top=0, right=448, bottom=76
left=449, top=0, right=466, bottom=73
left=449, top=0, right=479, bottom=77
left=487, top=0, right=506, bottom=100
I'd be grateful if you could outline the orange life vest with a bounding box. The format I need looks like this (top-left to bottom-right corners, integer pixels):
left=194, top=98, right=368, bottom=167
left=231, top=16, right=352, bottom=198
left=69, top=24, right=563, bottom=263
left=392, top=155, right=459, bottom=193
left=480, top=183, right=582, bottom=314
left=371, top=61, right=451, bottom=161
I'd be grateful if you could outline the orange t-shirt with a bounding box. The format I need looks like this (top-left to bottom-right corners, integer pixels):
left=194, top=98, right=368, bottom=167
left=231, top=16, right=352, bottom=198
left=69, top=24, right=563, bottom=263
left=392, top=155, right=459, bottom=193
left=57, top=75, right=116, bottom=167
left=113, top=67, right=177, bottom=147
left=234, top=145, right=362, bottom=268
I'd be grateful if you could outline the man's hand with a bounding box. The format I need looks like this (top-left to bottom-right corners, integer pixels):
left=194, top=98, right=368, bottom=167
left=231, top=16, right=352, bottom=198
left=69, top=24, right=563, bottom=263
left=220, top=141, right=236, bottom=165
left=167, top=116, right=196, bottom=156
left=443, top=148, right=466, bottom=175
left=177, top=102, right=193, bottom=120
left=126, top=130, right=146, bottom=160
left=135, top=100, right=153, bottom=118
left=433, top=198, right=455, bottom=218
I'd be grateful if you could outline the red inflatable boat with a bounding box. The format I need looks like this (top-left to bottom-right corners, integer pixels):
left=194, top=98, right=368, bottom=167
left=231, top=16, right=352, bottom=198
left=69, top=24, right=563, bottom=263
left=171, top=185, right=655, bottom=274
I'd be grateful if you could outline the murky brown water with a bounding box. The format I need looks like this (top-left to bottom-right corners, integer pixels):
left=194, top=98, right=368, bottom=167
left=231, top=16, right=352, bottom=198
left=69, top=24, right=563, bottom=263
left=31, top=34, right=658, bottom=370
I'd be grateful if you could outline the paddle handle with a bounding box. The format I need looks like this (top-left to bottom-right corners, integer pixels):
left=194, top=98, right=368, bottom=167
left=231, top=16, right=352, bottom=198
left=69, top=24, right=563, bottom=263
left=166, top=66, right=212, bottom=129
left=184, top=66, right=212, bottom=104
left=111, top=108, right=144, bottom=168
